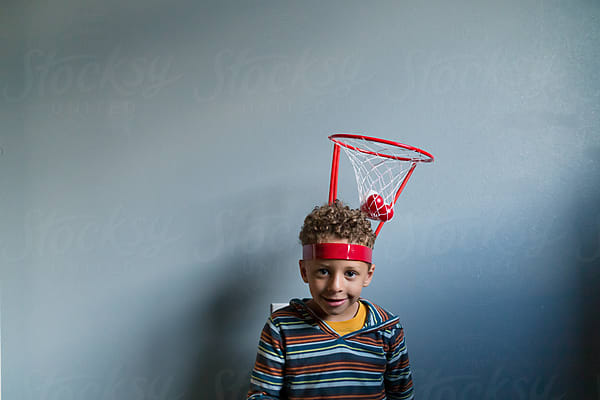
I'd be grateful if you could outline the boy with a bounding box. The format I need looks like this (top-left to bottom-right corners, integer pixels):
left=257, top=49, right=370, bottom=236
left=247, top=200, right=414, bottom=400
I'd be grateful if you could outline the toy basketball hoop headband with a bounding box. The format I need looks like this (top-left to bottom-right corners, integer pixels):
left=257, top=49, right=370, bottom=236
left=302, top=133, right=433, bottom=264
left=302, top=243, right=373, bottom=264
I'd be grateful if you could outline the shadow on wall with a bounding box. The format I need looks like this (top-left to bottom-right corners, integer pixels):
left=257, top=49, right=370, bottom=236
left=111, top=182, right=305, bottom=400
left=184, top=184, right=304, bottom=399
left=184, top=252, right=286, bottom=400
left=574, top=187, right=600, bottom=398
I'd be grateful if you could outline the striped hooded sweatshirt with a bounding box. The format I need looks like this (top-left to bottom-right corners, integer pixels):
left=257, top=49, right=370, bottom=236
left=247, top=298, right=414, bottom=400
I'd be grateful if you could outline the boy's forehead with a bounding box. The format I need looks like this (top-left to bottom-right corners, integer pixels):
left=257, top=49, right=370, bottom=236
left=308, top=257, right=370, bottom=269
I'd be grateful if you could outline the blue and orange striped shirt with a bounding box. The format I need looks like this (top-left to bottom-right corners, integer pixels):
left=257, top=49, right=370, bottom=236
left=247, top=298, right=414, bottom=400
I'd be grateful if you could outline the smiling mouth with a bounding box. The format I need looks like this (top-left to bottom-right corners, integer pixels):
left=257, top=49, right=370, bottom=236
left=323, top=298, right=347, bottom=307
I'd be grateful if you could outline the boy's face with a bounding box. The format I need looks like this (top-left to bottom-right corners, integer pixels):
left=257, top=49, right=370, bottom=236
left=299, top=237, right=374, bottom=322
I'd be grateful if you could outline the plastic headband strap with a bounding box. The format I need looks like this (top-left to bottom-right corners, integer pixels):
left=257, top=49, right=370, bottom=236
left=302, top=243, right=372, bottom=264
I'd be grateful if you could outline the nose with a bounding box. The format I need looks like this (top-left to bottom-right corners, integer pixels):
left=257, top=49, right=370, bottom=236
left=327, top=272, right=344, bottom=292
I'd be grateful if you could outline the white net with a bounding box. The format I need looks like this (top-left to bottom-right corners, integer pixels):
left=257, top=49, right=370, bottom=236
left=334, top=136, right=432, bottom=220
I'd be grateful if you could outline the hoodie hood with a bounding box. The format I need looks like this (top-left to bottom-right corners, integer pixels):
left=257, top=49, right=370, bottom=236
left=288, top=297, right=400, bottom=337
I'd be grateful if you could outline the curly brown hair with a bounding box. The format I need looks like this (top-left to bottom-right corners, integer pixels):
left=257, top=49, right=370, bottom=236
left=299, top=200, right=375, bottom=248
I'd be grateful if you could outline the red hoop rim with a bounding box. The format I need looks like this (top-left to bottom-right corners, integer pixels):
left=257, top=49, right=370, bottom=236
left=328, top=133, right=434, bottom=162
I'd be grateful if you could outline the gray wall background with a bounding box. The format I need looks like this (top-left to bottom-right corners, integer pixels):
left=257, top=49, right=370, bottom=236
left=2, top=0, right=599, bottom=399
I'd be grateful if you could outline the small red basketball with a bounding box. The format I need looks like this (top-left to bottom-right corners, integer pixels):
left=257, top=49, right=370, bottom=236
left=362, top=193, right=385, bottom=219
left=379, top=204, right=394, bottom=221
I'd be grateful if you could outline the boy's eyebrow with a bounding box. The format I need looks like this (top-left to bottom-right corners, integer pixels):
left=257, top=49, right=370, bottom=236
left=315, top=261, right=332, bottom=267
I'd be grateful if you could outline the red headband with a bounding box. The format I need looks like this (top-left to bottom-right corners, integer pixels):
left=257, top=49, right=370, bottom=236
left=302, top=243, right=372, bottom=264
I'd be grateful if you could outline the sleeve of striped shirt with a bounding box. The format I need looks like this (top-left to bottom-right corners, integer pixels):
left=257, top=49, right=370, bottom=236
left=384, top=322, right=414, bottom=400
left=246, top=317, right=286, bottom=399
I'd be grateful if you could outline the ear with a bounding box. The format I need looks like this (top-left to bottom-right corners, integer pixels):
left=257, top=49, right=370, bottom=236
left=362, top=264, right=375, bottom=287
left=299, top=260, right=309, bottom=283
